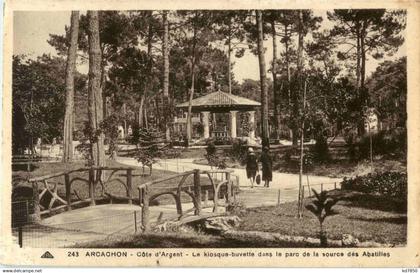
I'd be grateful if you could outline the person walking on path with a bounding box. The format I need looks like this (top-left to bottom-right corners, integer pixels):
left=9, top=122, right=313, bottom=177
left=245, top=147, right=258, bottom=188
left=260, top=146, right=273, bottom=188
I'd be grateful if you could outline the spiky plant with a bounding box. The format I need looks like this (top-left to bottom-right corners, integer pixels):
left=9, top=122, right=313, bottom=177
left=305, top=189, right=339, bottom=247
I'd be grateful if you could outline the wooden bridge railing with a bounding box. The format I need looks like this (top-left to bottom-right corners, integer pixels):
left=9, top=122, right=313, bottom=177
left=138, top=169, right=237, bottom=232
left=28, top=166, right=134, bottom=221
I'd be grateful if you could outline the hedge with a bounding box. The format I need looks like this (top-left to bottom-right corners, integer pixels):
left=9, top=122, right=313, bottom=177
left=341, top=172, right=407, bottom=200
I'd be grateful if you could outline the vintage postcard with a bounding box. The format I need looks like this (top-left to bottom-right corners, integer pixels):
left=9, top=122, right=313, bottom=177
left=1, top=0, right=419, bottom=268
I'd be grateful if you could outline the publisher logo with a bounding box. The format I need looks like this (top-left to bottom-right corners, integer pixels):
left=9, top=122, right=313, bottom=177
left=41, top=251, right=54, bottom=259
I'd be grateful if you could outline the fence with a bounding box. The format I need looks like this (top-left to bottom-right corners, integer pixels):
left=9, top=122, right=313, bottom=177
left=28, top=166, right=135, bottom=221
left=138, top=169, right=238, bottom=232
left=275, top=181, right=341, bottom=206
left=11, top=178, right=341, bottom=248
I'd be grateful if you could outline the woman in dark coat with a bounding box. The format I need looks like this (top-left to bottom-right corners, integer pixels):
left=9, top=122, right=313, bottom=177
left=245, top=147, right=258, bottom=188
left=260, top=146, right=273, bottom=187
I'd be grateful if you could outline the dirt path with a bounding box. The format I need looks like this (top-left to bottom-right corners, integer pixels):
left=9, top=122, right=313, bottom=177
left=117, top=156, right=341, bottom=203
left=117, top=156, right=341, bottom=189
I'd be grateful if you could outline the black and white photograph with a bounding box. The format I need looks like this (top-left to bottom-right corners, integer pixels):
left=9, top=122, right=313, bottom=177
left=2, top=1, right=419, bottom=267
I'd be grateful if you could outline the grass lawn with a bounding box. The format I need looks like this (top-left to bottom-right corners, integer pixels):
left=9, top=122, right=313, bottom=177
left=235, top=190, right=407, bottom=245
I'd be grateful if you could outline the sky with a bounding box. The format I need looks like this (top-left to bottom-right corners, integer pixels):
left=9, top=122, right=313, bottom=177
left=13, top=10, right=406, bottom=83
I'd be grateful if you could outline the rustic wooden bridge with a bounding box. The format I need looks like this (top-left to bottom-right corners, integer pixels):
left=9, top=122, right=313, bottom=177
left=27, top=166, right=239, bottom=231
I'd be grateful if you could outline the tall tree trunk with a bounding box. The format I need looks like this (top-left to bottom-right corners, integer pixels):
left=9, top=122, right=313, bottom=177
left=293, top=10, right=304, bottom=146
left=297, top=80, right=307, bottom=218
left=186, top=22, right=197, bottom=144
left=355, top=22, right=365, bottom=136
left=154, top=97, right=160, bottom=128
left=101, top=61, right=108, bottom=118
left=87, top=10, right=105, bottom=167
left=228, top=22, right=232, bottom=94
left=357, top=22, right=368, bottom=136
left=271, top=19, right=281, bottom=139
left=63, top=11, right=79, bottom=163
left=356, top=24, right=361, bottom=89
left=284, top=24, right=293, bottom=141
left=360, top=23, right=367, bottom=105
left=142, top=14, right=153, bottom=131
left=138, top=94, right=145, bottom=127
left=144, top=100, right=149, bottom=129
left=162, top=10, right=171, bottom=141
left=256, top=10, right=269, bottom=148
left=123, top=103, right=127, bottom=137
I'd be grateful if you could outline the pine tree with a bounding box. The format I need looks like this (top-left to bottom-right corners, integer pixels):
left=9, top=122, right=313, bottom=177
left=63, top=11, right=79, bottom=162
left=87, top=10, right=105, bottom=167
left=256, top=10, right=269, bottom=148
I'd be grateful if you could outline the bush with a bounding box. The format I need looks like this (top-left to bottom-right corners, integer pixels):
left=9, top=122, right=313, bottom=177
left=310, top=136, right=330, bottom=163
left=205, top=141, right=227, bottom=169
left=357, top=129, right=407, bottom=159
left=341, top=172, right=407, bottom=200
left=230, top=139, right=248, bottom=164
left=344, top=132, right=358, bottom=162
left=134, top=128, right=166, bottom=174
left=303, top=153, right=315, bottom=172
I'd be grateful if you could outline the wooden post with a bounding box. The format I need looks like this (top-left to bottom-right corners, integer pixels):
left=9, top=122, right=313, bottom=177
left=321, top=183, right=323, bottom=193
left=134, top=211, right=138, bottom=233
left=277, top=189, right=281, bottom=207
left=141, top=185, right=150, bottom=232
left=204, top=190, right=209, bottom=207
left=300, top=185, right=305, bottom=216
left=193, top=169, right=202, bottom=215
left=334, top=182, right=337, bottom=189
left=64, top=173, right=71, bottom=211
left=25, top=200, right=29, bottom=223
left=32, top=181, right=41, bottom=222
left=175, top=194, right=183, bottom=216
left=127, top=169, right=133, bottom=205
left=89, top=168, right=96, bottom=206
left=18, top=227, right=23, bottom=248
left=139, top=188, right=143, bottom=206
left=226, top=172, right=231, bottom=205
left=234, top=176, right=239, bottom=202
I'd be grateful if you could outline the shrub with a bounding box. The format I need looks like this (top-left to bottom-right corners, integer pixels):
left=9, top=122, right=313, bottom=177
left=134, top=128, right=166, bottom=175
left=205, top=140, right=226, bottom=169
left=310, top=136, right=330, bottom=163
left=193, top=122, right=204, bottom=136
left=230, top=139, right=248, bottom=164
left=303, top=153, right=315, bottom=172
left=341, top=172, right=407, bottom=200
left=344, top=132, right=358, bottom=162
left=357, top=129, right=407, bottom=159
left=100, top=114, right=121, bottom=159
left=205, top=141, right=216, bottom=157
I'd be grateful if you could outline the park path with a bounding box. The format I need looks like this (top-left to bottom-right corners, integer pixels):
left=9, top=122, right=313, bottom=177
left=117, top=156, right=342, bottom=207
